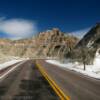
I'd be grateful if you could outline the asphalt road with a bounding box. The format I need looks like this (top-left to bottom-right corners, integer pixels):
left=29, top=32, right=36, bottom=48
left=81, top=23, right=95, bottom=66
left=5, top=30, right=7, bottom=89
left=0, top=60, right=59, bottom=100
left=37, top=60, right=100, bottom=100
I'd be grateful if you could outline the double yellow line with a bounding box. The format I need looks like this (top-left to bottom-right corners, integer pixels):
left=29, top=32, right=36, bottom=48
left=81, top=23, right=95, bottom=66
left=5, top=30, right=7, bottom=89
left=36, top=61, right=70, bottom=100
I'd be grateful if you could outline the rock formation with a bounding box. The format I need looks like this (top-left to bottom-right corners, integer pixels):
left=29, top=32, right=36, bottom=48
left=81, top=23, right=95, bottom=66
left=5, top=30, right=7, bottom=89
left=74, top=23, right=100, bottom=64
left=0, top=28, right=78, bottom=59
left=35, top=28, right=78, bottom=58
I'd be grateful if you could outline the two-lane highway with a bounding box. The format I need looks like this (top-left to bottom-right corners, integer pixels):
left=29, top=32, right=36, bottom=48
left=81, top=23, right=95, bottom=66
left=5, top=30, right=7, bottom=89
left=0, top=60, right=59, bottom=100
left=1, top=59, right=100, bottom=100
left=37, top=60, right=100, bottom=100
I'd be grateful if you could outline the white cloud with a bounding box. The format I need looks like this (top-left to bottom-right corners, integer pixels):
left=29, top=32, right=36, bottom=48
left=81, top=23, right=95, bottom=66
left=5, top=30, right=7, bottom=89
left=70, top=28, right=91, bottom=39
left=0, top=18, right=38, bottom=39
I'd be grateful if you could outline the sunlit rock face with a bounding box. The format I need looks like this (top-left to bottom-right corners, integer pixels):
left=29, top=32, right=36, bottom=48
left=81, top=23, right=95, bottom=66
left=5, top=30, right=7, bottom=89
left=0, top=28, right=78, bottom=58
left=35, top=28, right=65, bottom=57
left=0, top=38, right=36, bottom=58
left=35, top=28, right=78, bottom=58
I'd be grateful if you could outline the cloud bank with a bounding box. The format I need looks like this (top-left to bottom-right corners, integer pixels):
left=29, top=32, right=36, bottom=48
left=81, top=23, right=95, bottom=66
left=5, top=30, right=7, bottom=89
left=0, top=18, right=38, bottom=39
left=70, top=28, right=91, bottom=39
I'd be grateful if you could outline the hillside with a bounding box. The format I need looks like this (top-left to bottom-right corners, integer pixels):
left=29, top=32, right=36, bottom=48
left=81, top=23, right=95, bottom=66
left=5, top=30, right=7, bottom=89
left=67, top=23, right=100, bottom=64
left=34, top=28, right=78, bottom=58
left=76, top=23, right=100, bottom=49
left=0, top=28, right=78, bottom=59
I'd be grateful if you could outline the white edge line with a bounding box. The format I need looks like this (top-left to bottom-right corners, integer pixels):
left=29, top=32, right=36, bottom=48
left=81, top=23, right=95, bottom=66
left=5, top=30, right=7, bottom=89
left=0, top=60, right=27, bottom=81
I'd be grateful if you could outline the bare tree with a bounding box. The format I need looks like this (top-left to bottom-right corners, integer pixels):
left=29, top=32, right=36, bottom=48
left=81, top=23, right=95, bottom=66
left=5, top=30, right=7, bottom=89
left=69, top=46, right=90, bottom=70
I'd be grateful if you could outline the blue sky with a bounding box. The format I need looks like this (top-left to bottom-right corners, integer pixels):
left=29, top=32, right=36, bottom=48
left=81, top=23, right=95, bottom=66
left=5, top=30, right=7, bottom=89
left=0, top=0, right=100, bottom=39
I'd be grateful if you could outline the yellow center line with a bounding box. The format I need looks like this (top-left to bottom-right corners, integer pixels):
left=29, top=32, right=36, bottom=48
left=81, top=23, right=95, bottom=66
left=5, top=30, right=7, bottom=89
left=36, top=61, right=70, bottom=100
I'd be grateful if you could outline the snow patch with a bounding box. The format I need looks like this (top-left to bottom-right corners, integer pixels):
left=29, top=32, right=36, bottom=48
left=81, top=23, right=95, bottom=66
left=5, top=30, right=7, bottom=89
left=46, top=54, right=100, bottom=79
left=0, top=57, right=26, bottom=70
left=0, top=60, right=26, bottom=80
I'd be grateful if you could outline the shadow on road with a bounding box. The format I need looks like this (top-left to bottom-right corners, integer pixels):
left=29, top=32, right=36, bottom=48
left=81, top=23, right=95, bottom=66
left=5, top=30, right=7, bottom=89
left=0, top=86, right=7, bottom=99
left=12, top=63, right=59, bottom=100
left=0, top=61, right=59, bottom=100
left=13, top=78, right=58, bottom=100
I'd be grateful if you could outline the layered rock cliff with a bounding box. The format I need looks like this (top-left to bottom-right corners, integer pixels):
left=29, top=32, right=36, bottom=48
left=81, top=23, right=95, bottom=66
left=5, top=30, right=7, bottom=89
left=0, top=28, right=78, bottom=59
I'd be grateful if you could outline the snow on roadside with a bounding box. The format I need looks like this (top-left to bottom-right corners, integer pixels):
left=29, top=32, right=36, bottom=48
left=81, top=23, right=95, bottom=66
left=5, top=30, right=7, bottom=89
left=0, top=60, right=26, bottom=80
left=46, top=56, right=100, bottom=79
left=0, top=57, right=26, bottom=70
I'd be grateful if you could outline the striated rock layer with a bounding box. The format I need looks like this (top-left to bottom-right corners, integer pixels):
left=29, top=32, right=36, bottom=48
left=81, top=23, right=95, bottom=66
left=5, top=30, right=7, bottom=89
left=0, top=28, right=78, bottom=59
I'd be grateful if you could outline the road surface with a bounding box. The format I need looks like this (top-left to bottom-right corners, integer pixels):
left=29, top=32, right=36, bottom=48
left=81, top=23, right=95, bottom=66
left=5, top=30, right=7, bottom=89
left=37, top=60, right=100, bottom=100
left=0, top=60, right=59, bottom=100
